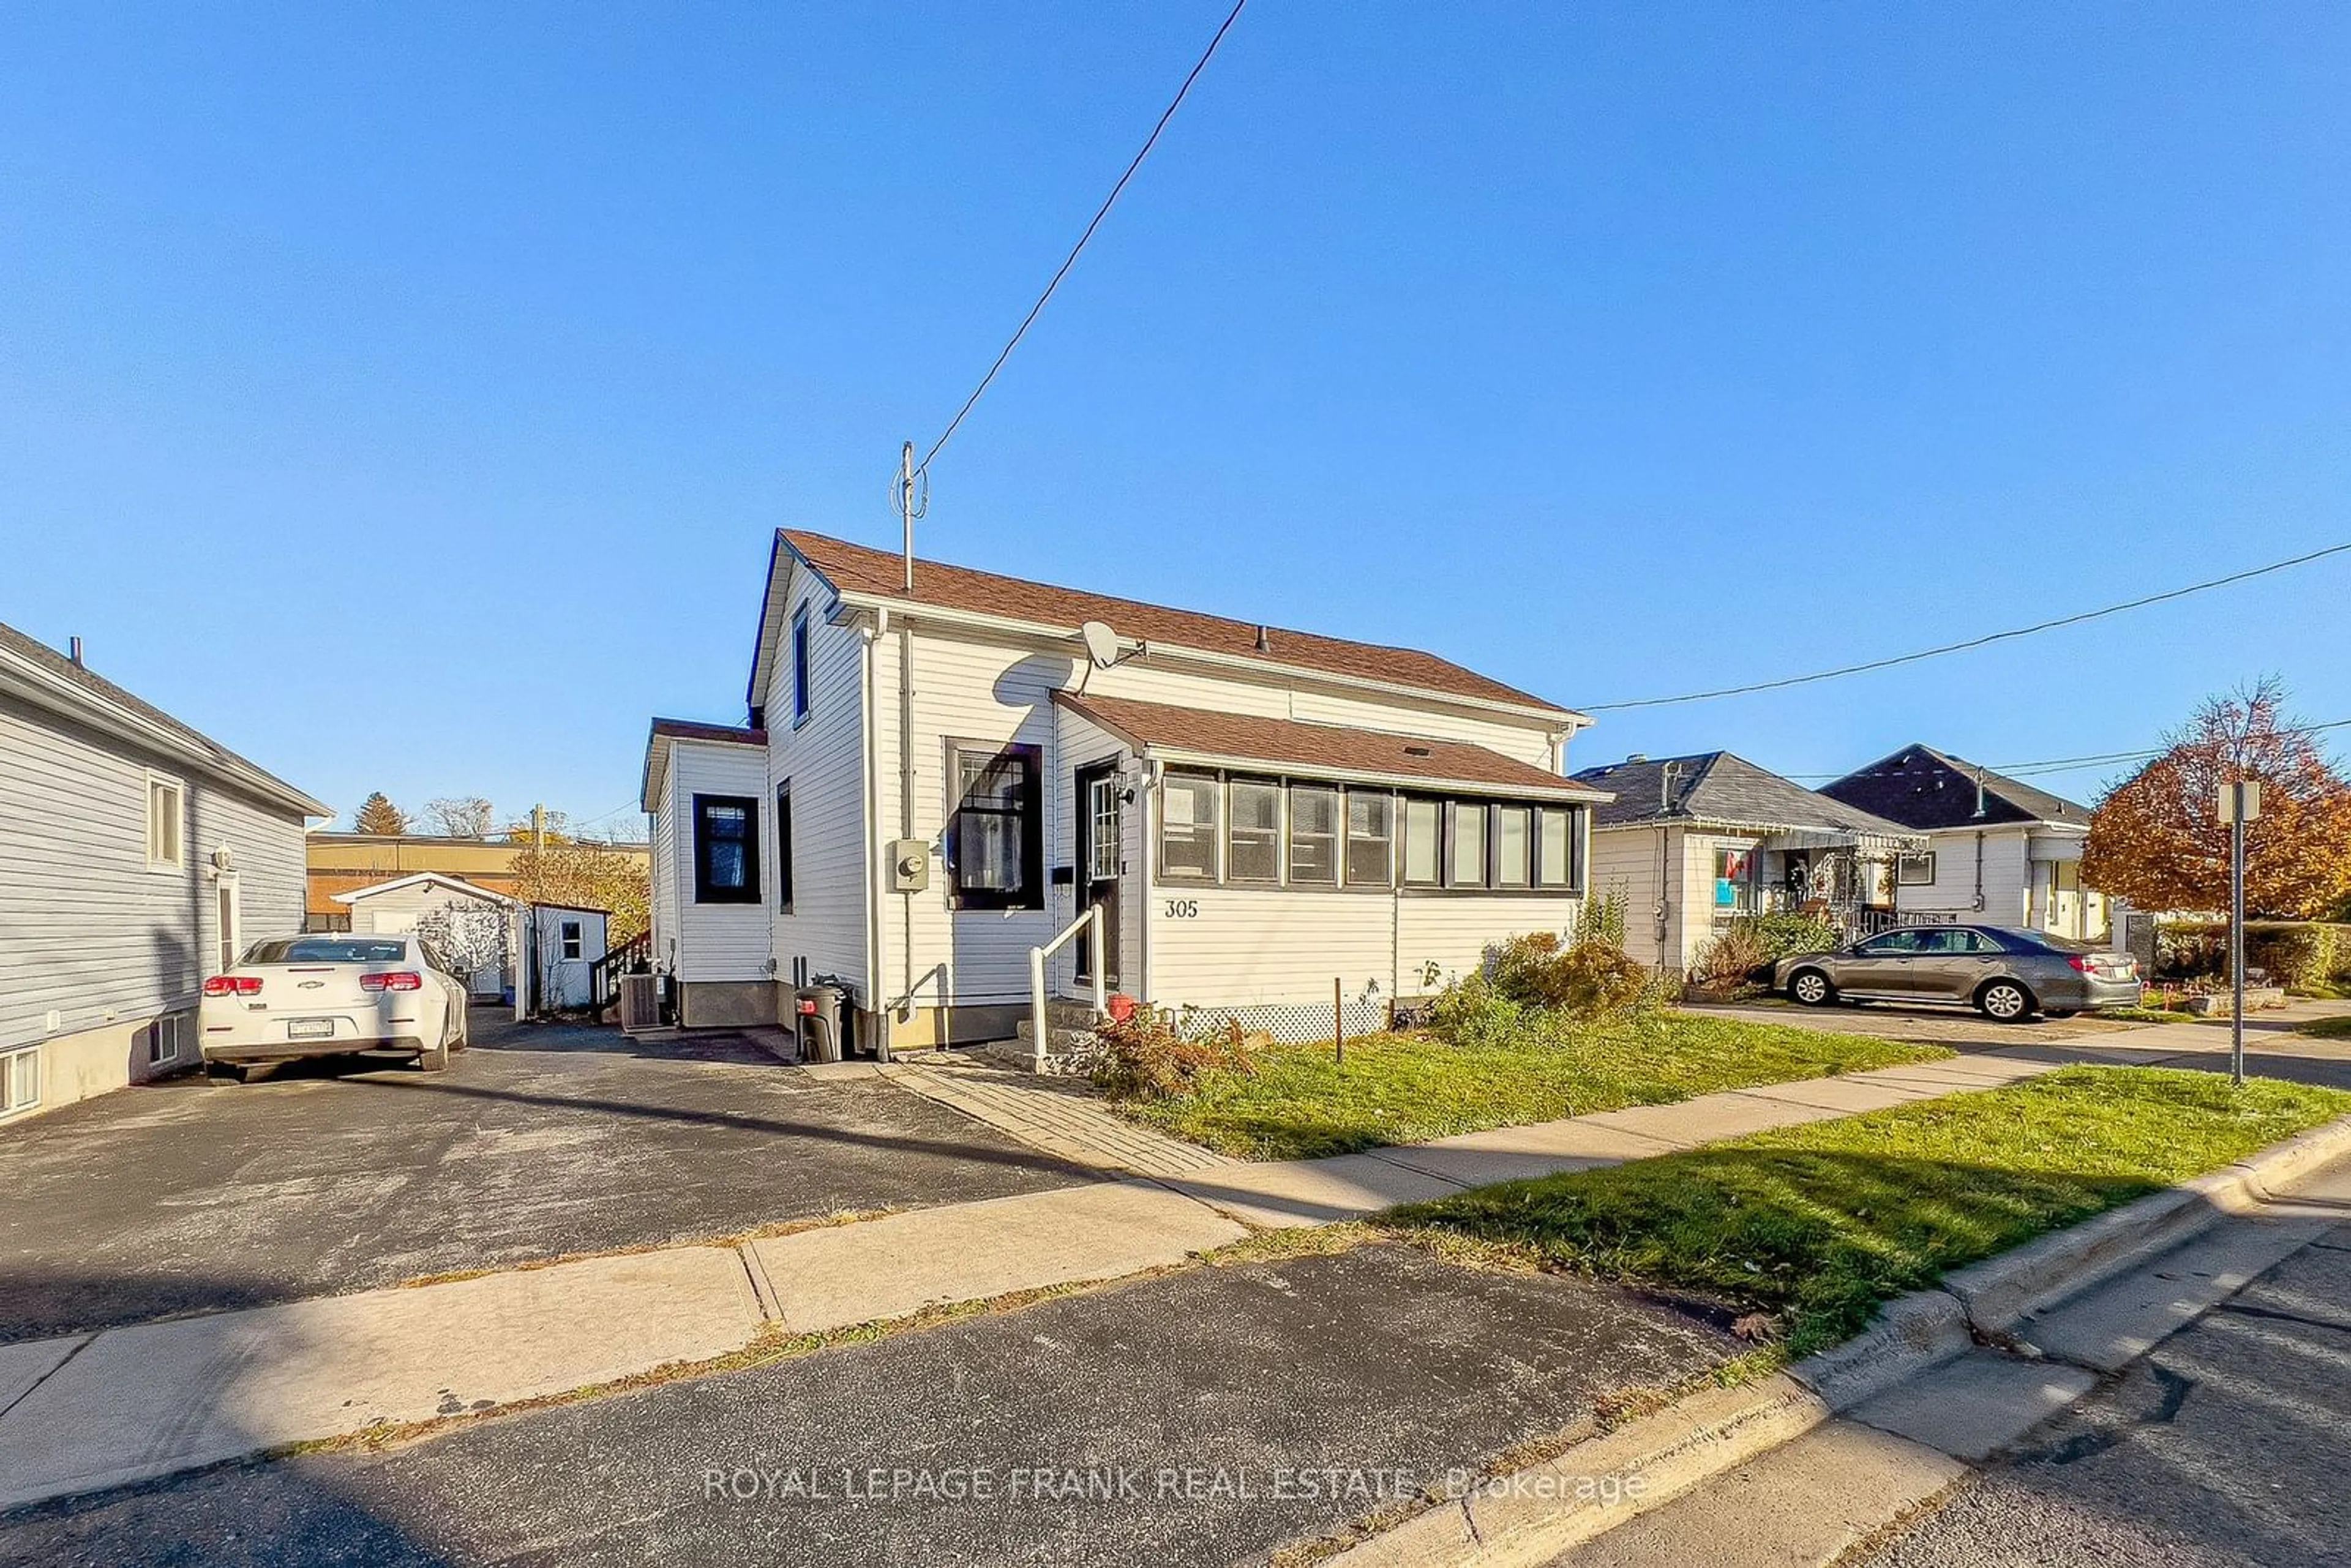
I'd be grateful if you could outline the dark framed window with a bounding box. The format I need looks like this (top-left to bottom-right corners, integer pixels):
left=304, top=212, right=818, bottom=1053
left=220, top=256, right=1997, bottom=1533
left=790, top=608, right=812, bottom=726
left=1227, top=778, right=1282, bottom=883
left=947, top=742, right=1042, bottom=909
left=775, top=782, right=795, bottom=913
left=692, top=794, right=760, bottom=903
left=1160, top=771, right=1220, bottom=881
left=1345, top=790, right=1394, bottom=887
left=560, top=919, right=584, bottom=960
left=1897, top=852, right=1936, bottom=886
left=1288, top=784, right=1339, bottom=885
left=1447, top=802, right=1488, bottom=888
left=1401, top=797, right=1442, bottom=887
left=1535, top=808, right=1570, bottom=888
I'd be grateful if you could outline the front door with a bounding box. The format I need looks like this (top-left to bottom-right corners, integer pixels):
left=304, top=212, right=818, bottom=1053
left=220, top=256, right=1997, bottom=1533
left=1074, top=763, right=1120, bottom=987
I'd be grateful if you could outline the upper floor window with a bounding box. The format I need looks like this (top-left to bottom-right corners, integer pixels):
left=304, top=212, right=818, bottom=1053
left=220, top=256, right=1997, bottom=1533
left=947, top=742, right=1041, bottom=910
left=146, top=773, right=184, bottom=870
left=790, top=607, right=812, bottom=726
left=692, top=794, right=761, bottom=903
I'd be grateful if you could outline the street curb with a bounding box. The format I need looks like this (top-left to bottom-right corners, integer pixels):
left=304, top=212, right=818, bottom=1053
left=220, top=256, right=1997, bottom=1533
left=1322, top=1375, right=1829, bottom=1568
left=1321, top=1108, right=2351, bottom=1567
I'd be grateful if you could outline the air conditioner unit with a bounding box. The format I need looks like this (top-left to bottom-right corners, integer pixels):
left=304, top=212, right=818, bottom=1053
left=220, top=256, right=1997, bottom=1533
left=618, top=973, right=664, bottom=1035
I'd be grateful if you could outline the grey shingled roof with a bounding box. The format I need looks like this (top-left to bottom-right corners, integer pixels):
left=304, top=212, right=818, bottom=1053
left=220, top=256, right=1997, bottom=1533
left=1571, top=751, right=1921, bottom=839
left=1818, top=744, right=2091, bottom=830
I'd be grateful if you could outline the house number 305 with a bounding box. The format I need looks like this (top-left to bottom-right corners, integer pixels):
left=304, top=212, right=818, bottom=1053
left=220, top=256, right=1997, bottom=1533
left=1163, top=898, right=1200, bottom=919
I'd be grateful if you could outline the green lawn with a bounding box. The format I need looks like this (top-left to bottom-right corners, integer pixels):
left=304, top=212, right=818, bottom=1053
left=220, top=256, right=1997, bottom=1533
left=2298, top=1015, right=2351, bottom=1039
left=1384, top=1065, right=2351, bottom=1361
left=1116, top=1013, right=1950, bottom=1160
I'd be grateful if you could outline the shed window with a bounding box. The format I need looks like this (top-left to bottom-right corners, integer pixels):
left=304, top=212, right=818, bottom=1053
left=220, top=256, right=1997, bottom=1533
left=790, top=607, right=812, bottom=725
left=692, top=795, right=760, bottom=903
left=1449, top=803, right=1488, bottom=888
left=947, top=743, right=1041, bottom=909
left=146, top=774, right=184, bottom=869
left=560, top=919, right=584, bottom=961
left=1288, top=785, right=1339, bottom=885
left=1346, top=791, right=1394, bottom=887
left=1228, top=779, right=1281, bottom=883
left=1160, top=772, right=1219, bottom=881
left=1401, top=798, right=1442, bottom=887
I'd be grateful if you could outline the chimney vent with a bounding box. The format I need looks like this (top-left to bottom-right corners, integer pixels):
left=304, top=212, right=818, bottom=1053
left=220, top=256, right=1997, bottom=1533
left=1253, top=625, right=1270, bottom=653
left=1626, top=753, right=1647, bottom=764
left=68, top=637, right=84, bottom=667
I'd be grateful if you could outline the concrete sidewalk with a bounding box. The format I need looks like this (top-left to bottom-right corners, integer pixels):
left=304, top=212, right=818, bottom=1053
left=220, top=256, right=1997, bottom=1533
left=4, top=1002, right=2341, bottom=1516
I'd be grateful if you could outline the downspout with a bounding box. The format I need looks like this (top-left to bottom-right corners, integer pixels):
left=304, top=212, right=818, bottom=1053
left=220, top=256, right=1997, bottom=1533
left=1973, top=830, right=1986, bottom=913
left=899, top=617, right=917, bottom=1024
left=858, top=618, right=882, bottom=1041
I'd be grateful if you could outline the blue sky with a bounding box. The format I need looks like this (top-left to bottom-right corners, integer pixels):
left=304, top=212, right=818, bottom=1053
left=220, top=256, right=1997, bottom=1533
left=4, top=2, right=2347, bottom=833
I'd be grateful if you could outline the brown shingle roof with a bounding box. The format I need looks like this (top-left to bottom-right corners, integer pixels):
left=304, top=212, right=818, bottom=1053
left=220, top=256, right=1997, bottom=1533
left=648, top=717, right=768, bottom=747
left=781, top=530, right=1575, bottom=716
left=1053, top=692, right=1608, bottom=800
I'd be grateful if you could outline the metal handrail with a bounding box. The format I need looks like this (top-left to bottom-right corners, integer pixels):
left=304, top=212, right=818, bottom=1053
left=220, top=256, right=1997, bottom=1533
left=1029, top=904, right=1108, bottom=1054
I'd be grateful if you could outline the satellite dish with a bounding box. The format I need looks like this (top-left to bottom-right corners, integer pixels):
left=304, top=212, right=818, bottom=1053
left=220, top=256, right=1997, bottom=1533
left=1079, top=620, right=1121, bottom=671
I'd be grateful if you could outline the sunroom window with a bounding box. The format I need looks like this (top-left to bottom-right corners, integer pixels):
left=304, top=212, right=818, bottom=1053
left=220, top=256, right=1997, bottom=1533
left=1227, top=779, right=1281, bottom=883
left=1346, top=791, right=1394, bottom=887
left=1160, top=772, right=1220, bottom=881
left=1288, top=785, right=1338, bottom=885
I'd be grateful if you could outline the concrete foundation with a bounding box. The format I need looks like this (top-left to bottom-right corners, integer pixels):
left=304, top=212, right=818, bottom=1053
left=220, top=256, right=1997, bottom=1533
left=2, top=1010, right=192, bottom=1130
left=672, top=980, right=777, bottom=1030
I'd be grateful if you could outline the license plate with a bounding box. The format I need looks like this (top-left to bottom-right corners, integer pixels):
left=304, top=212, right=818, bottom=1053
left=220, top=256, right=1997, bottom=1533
left=287, top=1018, right=336, bottom=1041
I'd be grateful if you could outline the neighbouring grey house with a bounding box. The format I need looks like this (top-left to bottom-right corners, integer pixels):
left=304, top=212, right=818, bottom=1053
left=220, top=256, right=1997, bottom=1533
left=1570, top=751, right=1925, bottom=972
left=1, top=622, right=326, bottom=1124
left=1818, top=744, right=2109, bottom=941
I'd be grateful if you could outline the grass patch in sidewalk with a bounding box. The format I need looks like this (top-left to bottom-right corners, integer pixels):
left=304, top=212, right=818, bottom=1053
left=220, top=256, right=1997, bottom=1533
left=1118, top=1013, right=1949, bottom=1161
left=1382, top=1065, right=2351, bottom=1362
left=2297, top=1015, right=2351, bottom=1039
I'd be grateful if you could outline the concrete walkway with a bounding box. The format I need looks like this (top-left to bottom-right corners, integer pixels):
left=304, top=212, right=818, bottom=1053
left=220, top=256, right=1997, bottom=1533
left=883, top=1054, right=1237, bottom=1178
left=4, top=1003, right=2343, bottom=1515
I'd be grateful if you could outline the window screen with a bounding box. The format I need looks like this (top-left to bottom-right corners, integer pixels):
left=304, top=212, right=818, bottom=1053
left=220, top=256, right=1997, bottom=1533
left=1228, top=779, right=1281, bottom=883
left=1160, top=773, right=1219, bottom=880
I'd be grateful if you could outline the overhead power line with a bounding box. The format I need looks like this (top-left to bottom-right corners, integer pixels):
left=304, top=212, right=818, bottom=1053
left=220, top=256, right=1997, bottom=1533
left=1783, top=716, right=2351, bottom=783
left=914, top=0, right=1250, bottom=479
left=1587, top=541, right=2351, bottom=712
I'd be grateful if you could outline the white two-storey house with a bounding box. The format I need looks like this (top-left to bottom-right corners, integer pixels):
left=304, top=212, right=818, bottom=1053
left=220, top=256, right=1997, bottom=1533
left=640, top=530, right=1610, bottom=1054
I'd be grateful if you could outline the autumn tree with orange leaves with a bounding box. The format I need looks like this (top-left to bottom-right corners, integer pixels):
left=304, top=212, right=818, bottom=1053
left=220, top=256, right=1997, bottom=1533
left=2082, top=679, right=2351, bottom=918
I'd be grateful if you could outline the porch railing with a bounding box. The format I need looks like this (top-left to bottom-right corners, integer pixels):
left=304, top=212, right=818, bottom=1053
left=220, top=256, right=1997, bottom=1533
left=591, top=929, right=651, bottom=1010
left=1029, top=904, right=1108, bottom=1051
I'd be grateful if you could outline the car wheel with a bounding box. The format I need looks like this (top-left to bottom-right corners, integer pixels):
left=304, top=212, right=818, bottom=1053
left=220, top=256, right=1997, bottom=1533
left=1978, top=980, right=2034, bottom=1022
left=451, top=1006, right=470, bottom=1052
left=1788, top=969, right=1835, bottom=1007
left=206, top=1060, right=246, bottom=1084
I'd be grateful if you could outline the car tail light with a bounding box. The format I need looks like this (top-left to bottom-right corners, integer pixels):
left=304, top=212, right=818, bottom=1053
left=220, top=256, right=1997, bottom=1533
left=2066, top=955, right=2100, bottom=973
left=795, top=997, right=817, bottom=1016
left=203, top=975, right=262, bottom=997
left=361, top=971, right=424, bottom=993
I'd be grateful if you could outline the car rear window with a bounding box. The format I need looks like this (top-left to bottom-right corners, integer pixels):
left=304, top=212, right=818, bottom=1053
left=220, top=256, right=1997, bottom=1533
left=242, top=938, right=409, bottom=965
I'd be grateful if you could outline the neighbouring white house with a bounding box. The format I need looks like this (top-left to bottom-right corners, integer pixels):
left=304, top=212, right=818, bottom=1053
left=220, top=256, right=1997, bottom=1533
left=334, top=871, right=610, bottom=1008
left=1570, top=752, right=1926, bottom=972
left=1, top=621, right=326, bottom=1124
left=1818, top=745, right=2110, bottom=941
left=640, top=529, right=1612, bottom=1054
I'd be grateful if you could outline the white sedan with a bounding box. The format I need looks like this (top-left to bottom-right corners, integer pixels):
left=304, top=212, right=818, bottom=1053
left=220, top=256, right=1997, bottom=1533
left=200, top=934, right=470, bottom=1076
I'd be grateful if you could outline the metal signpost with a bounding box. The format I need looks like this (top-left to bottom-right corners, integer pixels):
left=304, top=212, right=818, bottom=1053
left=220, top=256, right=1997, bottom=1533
left=2218, top=779, right=2263, bottom=1087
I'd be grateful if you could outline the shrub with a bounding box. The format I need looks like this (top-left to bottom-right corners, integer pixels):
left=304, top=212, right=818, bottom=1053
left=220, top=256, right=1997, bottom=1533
left=1690, top=913, right=1844, bottom=995
left=1744, top=912, right=1846, bottom=965
left=1075, top=1007, right=1253, bottom=1100
left=1574, top=887, right=1630, bottom=950
left=1466, top=930, right=1662, bottom=1025
left=1428, top=972, right=1528, bottom=1049
left=2154, top=920, right=2348, bottom=991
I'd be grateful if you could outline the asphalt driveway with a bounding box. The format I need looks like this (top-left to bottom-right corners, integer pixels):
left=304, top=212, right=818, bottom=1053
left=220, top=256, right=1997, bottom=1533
left=0, top=1015, right=1091, bottom=1342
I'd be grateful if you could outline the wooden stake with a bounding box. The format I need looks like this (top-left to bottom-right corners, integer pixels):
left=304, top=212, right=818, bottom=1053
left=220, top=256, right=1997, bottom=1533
left=1334, top=977, right=1345, bottom=1065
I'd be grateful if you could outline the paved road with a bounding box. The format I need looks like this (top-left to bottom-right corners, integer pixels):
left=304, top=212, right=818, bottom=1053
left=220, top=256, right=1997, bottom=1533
left=0, top=1244, right=1740, bottom=1566
left=0, top=1016, right=1089, bottom=1341
left=1858, top=1217, right=2351, bottom=1567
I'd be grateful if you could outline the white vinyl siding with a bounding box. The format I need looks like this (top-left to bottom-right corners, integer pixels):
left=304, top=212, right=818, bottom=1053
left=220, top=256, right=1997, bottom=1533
left=765, top=566, right=869, bottom=993
left=1586, top=827, right=1665, bottom=967
left=661, top=740, right=772, bottom=984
